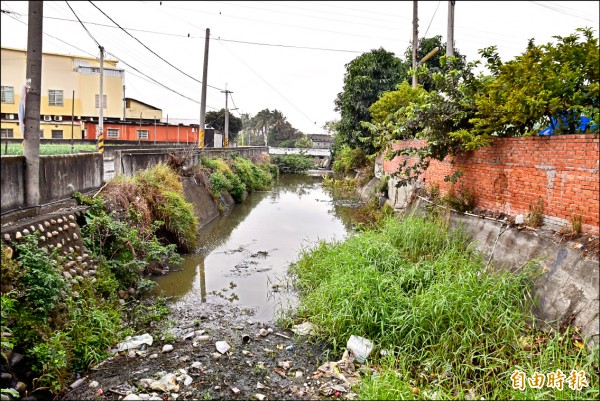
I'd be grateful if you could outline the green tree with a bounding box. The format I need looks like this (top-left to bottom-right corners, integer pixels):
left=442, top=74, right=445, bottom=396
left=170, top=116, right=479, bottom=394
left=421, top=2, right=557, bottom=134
left=267, top=110, right=303, bottom=146
left=471, top=28, right=599, bottom=137
left=205, top=109, right=243, bottom=142
left=334, top=48, right=407, bottom=155
left=403, top=35, right=466, bottom=92
left=250, top=109, right=275, bottom=146
left=367, top=54, right=486, bottom=186
left=294, top=135, right=313, bottom=148
left=361, top=82, right=428, bottom=152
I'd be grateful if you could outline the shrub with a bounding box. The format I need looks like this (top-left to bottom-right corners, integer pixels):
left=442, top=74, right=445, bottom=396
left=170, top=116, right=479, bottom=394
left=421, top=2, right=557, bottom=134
left=15, top=236, right=66, bottom=317
left=332, top=145, right=367, bottom=175
left=271, top=154, right=314, bottom=173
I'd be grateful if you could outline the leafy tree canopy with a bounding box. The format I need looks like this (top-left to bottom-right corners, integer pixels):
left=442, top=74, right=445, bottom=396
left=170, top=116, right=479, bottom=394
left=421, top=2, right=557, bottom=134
left=364, top=28, right=599, bottom=187
left=471, top=27, right=599, bottom=137
left=206, top=109, right=243, bottom=142
left=333, top=48, right=407, bottom=155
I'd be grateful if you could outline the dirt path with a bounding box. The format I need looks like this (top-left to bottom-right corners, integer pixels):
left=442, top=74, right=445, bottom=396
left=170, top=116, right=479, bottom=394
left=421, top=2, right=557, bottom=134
left=60, top=299, right=359, bottom=401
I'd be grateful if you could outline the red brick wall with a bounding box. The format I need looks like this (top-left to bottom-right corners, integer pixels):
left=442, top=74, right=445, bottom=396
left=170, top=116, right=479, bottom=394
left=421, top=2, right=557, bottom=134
left=383, top=135, right=599, bottom=235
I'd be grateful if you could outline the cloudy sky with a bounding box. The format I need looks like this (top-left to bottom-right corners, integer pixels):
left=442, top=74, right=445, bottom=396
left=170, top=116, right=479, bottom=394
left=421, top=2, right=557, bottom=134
left=1, top=1, right=598, bottom=135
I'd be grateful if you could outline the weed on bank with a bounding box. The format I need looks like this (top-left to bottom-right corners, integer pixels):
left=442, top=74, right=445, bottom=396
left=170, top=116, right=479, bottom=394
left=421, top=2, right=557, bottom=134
left=290, top=214, right=599, bottom=400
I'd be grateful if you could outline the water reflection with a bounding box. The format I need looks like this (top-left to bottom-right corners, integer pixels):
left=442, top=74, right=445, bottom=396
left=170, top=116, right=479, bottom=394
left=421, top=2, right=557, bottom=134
left=152, top=174, right=356, bottom=321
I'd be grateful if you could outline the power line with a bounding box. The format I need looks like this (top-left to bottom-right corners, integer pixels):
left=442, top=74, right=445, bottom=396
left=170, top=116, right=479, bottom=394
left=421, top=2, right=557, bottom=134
left=1, top=8, right=369, bottom=54
left=213, top=37, right=362, bottom=54
left=528, top=1, right=598, bottom=23
left=229, top=93, right=243, bottom=116
left=423, top=1, right=441, bottom=38
left=50, top=3, right=213, bottom=111
left=147, top=1, right=404, bottom=44
left=88, top=1, right=224, bottom=91
left=217, top=40, right=316, bottom=128
left=104, top=48, right=202, bottom=106
left=65, top=1, right=101, bottom=48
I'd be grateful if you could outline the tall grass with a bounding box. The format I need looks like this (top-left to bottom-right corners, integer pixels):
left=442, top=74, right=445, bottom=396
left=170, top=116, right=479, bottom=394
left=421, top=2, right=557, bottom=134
left=0, top=143, right=98, bottom=156
left=291, top=213, right=598, bottom=400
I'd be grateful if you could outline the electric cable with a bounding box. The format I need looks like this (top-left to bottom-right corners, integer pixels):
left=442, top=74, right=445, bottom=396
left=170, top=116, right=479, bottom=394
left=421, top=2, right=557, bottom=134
left=89, top=0, right=224, bottom=91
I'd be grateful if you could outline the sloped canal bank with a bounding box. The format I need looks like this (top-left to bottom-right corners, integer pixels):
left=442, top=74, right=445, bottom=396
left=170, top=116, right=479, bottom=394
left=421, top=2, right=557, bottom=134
left=61, top=174, right=365, bottom=401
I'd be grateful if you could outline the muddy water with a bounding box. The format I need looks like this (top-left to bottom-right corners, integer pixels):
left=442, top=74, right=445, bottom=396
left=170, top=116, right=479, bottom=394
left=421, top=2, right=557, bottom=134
left=152, top=174, right=357, bottom=322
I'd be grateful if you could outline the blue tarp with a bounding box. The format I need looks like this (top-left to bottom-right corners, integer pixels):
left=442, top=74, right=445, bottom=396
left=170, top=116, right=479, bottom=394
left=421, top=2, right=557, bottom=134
left=538, top=114, right=596, bottom=136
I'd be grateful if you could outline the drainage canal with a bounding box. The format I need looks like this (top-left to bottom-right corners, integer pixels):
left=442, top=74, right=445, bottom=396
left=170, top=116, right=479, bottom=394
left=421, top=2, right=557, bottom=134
left=152, top=174, right=357, bottom=321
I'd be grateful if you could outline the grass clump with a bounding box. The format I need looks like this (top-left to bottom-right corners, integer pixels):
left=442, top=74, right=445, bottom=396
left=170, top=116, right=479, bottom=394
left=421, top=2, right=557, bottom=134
left=90, top=163, right=198, bottom=253
left=332, top=145, right=368, bottom=175
left=527, top=197, right=545, bottom=228
left=200, top=155, right=276, bottom=203
left=291, top=213, right=598, bottom=400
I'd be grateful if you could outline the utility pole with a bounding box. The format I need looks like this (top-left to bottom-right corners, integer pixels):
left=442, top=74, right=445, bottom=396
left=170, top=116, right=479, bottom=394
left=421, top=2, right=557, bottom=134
left=122, top=84, right=126, bottom=120
left=447, top=1, right=455, bottom=58
left=23, top=0, right=43, bottom=206
left=412, top=0, right=419, bottom=88
left=98, top=46, right=104, bottom=154
left=70, top=90, right=74, bottom=153
left=221, top=84, right=233, bottom=148
left=199, top=28, right=210, bottom=149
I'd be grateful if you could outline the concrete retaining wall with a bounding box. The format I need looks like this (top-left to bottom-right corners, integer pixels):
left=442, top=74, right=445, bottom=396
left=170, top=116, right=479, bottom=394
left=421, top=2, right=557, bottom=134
left=412, top=198, right=599, bottom=349
left=39, top=154, right=103, bottom=203
left=114, top=147, right=269, bottom=177
left=1, top=156, right=25, bottom=213
left=1, top=153, right=103, bottom=213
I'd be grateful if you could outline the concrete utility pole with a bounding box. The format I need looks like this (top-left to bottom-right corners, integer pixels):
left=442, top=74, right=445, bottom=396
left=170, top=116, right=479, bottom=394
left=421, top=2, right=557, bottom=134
left=447, top=1, right=455, bottom=58
left=70, top=90, right=75, bottom=153
left=98, top=46, right=104, bottom=154
left=221, top=84, right=233, bottom=148
left=23, top=0, right=43, bottom=206
left=412, top=0, right=419, bottom=88
left=199, top=28, right=210, bottom=149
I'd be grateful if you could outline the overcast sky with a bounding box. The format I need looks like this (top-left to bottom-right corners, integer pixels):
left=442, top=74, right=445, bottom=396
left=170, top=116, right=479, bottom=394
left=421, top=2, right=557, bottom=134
left=1, top=1, right=598, bottom=135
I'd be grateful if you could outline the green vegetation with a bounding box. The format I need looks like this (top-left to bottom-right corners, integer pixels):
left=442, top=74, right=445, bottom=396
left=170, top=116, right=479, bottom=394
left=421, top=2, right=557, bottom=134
left=0, top=163, right=193, bottom=396
left=79, top=164, right=195, bottom=257
left=0, top=143, right=98, bottom=156
left=294, top=135, right=313, bottom=149
left=331, top=28, right=598, bottom=187
left=332, top=145, right=368, bottom=175
left=1, top=240, right=124, bottom=394
left=290, top=214, right=598, bottom=400
left=271, top=153, right=314, bottom=174
left=200, top=154, right=277, bottom=202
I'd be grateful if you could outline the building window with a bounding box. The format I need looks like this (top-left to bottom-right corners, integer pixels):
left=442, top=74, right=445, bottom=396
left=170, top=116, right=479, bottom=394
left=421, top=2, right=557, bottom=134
left=51, top=130, right=63, bottom=139
left=107, top=128, right=119, bottom=139
left=137, top=130, right=148, bottom=139
left=95, top=94, right=107, bottom=109
left=0, top=128, right=14, bottom=138
left=40, top=130, right=44, bottom=138
left=1, top=86, right=14, bottom=103
left=48, top=89, right=63, bottom=106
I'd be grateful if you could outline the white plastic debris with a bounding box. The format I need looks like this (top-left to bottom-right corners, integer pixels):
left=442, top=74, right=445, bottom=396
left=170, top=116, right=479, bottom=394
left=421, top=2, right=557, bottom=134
left=346, top=335, right=373, bottom=363
left=116, top=333, right=153, bottom=352
left=215, top=341, right=231, bottom=354
left=291, top=322, right=315, bottom=336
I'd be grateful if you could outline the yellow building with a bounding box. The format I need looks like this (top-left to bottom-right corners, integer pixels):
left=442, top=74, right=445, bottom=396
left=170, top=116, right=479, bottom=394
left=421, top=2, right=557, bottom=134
left=1, top=47, right=125, bottom=139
